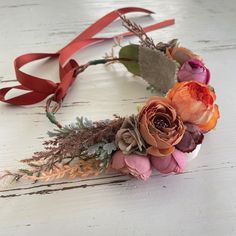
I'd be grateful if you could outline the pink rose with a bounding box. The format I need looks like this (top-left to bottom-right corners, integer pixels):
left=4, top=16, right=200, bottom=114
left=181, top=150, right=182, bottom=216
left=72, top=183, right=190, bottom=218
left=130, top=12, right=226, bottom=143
left=177, top=59, right=210, bottom=84
left=111, top=151, right=152, bottom=180
left=150, top=149, right=187, bottom=174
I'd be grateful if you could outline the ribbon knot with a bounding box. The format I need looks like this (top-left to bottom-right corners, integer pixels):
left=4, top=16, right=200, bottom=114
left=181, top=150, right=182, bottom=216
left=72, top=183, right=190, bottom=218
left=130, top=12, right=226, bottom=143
left=54, top=59, right=79, bottom=103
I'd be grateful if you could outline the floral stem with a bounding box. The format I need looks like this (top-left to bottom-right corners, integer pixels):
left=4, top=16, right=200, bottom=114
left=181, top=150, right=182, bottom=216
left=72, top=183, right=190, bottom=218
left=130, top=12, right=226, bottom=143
left=74, top=57, right=136, bottom=76
left=46, top=57, right=133, bottom=128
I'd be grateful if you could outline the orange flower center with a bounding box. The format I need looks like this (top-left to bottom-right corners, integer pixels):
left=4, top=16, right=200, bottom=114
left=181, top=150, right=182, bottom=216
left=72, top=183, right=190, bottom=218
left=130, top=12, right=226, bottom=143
left=188, top=83, right=213, bottom=106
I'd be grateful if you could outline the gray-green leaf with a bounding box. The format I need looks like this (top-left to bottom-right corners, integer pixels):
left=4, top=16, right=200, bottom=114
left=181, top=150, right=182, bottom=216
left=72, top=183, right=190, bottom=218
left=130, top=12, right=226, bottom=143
left=139, top=46, right=178, bottom=94
left=103, top=142, right=117, bottom=155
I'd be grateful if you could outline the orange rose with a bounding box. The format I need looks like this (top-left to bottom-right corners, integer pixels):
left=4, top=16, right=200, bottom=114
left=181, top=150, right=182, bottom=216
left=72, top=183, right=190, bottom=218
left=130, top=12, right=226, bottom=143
left=166, top=47, right=202, bottom=65
left=139, top=97, right=185, bottom=157
left=167, top=81, right=219, bottom=132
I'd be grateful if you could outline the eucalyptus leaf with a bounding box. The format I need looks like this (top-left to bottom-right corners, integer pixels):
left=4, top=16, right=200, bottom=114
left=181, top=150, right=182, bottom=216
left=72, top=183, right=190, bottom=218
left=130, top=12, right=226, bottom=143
left=87, top=143, right=104, bottom=155
left=119, top=44, right=140, bottom=76
left=83, top=141, right=116, bottom=172
left=103, top=142, right=117, bottom=155
left=47, top=116, right=94, bottom=138
left=75, top=116, right=93, bottom=128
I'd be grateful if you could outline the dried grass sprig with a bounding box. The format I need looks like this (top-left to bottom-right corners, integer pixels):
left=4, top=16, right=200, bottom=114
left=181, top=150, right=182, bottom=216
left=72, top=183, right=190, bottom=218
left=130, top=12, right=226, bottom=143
left=22, top=117, right=124, bottom=164
left=119, top=13, right=158, bottom=50
left=119, top=14, right=178, bottom=51
left=27, top=159, right=101, bottom=182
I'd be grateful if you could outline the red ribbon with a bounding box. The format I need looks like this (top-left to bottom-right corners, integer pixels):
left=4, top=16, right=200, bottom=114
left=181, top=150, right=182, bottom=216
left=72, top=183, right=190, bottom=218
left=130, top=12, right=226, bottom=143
left=0, top=7, right=175, bottom=106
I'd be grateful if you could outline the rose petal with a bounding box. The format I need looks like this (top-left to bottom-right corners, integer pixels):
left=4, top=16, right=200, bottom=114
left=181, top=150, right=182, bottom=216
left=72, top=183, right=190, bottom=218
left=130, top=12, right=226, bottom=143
left=176, top=124, right=204, bottom=153
left=111, top=151, right=126, bottom=170
left=171, top=47, right=202, bottom=65
left=151, top=149, right=187, bottom=174
left=167, top=81, right=219, bottom=132
left=139, top=115, right=158, bottom=146
left=172, top=149, right=187, bottom=172
left=124, top=154, right=151, bottom=174
left=198, top=104, right=220, bottom=132
left=178, top=59, right=210, bottom=84
left=151, top=155, right=174, bottom=173
left=139, top=169, right=152, bottom=181
left=147, top=146, right=175, bottom=157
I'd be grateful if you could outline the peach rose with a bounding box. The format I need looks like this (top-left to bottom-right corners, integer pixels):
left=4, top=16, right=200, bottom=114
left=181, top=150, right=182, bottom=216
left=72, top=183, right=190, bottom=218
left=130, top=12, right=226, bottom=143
left=167, top=81, right=220, bottom=132
left=166, top=47, right=202, bottom=65
left=138, top=97, right=185, bottom=157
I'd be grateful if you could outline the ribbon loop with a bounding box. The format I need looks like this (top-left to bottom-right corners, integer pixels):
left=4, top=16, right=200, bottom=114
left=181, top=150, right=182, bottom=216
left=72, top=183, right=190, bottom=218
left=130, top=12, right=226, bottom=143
left=0, top=85, right=49, bottom=105
left=0, top=7, right=175, bottom=115
left=14, top=53, right=59, bottom=94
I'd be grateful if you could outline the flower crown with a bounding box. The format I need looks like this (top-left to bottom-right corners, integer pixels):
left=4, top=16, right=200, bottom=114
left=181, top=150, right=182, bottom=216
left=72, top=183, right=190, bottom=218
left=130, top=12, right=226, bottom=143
left=0, top=8, right=220, bottom=183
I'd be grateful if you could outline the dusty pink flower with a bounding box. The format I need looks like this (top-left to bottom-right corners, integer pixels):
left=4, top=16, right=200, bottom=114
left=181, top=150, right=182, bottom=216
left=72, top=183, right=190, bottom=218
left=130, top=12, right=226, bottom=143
left=111, top=151, right=152, bottom=180
left=177, top=59, right=210, bottom=84
left=150, top=149, right=187, bottom=174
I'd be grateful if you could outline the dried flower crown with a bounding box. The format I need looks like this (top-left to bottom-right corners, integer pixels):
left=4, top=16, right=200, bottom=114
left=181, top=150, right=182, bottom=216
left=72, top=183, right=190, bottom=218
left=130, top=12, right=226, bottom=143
left=0, top=8, right=220, bottom=183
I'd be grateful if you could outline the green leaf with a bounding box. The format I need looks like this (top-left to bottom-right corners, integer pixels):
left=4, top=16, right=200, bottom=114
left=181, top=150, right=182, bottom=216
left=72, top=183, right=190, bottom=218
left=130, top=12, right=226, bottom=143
left=119, top=44, right=140, bottom=76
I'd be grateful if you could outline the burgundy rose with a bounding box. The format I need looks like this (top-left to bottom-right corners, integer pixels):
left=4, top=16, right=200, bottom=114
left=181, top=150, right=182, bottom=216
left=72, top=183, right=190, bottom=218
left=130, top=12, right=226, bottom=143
left=176, top=123, right=204, bottom=153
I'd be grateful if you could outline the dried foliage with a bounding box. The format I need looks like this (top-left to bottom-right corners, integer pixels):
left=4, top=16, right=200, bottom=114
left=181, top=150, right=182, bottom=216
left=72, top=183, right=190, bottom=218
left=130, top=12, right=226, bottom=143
left=28, top=159, right=101, bottom=181
left=119, top=13, right=158, bottom=50
left=104, top=36, right=123, bottom=63
left=119, top=14, right=178, bottom=52
left=1, top=117, right=124, bottom=183
left=23, top=117, right=123, bottom=163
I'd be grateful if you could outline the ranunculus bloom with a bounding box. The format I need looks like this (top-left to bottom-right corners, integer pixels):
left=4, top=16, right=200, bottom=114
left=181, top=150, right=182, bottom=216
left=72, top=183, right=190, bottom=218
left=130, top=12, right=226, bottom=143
left=139, top=97, right=185, bottom=157
left=167, top=81, right=220, bottom=132
left=150, top=149, right=187, bottom=174
left=167, top=47, right=202, bottom=65
left=176, top=123, right=204, bottom=153
left=111, top=151, right=152, bottom=180
left=178, top=59, right=210, bottom=84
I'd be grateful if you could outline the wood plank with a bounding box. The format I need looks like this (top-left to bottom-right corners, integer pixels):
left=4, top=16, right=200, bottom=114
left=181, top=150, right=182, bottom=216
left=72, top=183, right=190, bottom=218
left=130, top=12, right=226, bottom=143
left=0, top=0, right=235, bottom=235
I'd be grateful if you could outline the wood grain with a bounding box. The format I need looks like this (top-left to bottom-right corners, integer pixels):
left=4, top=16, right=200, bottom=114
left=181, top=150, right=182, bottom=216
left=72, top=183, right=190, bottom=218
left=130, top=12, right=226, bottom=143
left=0, top=0, right=236, bottom=235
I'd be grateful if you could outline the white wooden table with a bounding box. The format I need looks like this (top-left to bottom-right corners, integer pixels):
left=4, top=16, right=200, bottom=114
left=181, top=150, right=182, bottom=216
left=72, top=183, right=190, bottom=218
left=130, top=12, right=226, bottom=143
left=0, top=0, right=235, bottom=235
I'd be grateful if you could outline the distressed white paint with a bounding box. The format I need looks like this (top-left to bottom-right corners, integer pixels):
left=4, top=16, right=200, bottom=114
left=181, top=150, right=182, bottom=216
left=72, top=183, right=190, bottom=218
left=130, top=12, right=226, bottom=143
left=0, top=0, right=236, bottom=235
